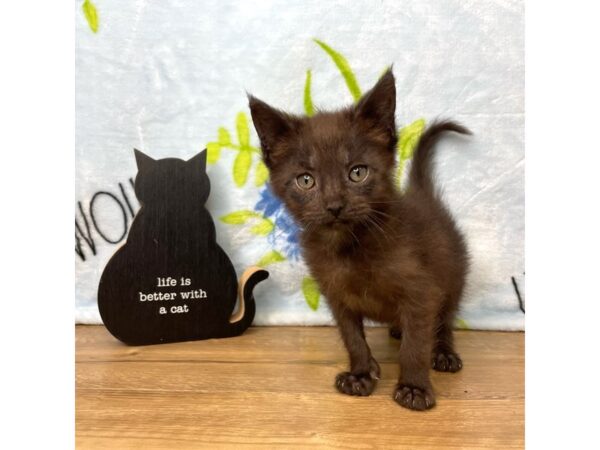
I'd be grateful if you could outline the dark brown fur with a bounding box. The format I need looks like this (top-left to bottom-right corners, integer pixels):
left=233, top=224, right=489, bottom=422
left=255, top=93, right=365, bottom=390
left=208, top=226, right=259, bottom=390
left=249, top=69, right=470, bottom=410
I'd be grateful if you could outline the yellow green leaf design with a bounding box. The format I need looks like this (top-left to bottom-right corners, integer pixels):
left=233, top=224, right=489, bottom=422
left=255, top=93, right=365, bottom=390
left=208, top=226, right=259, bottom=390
left=204, top=114, right=263, bottom=186
left=256, top=250, right=286, bottom=267
left=206, top=142, right=221, bottom=164
left=218, top=127, right=231, bottom=146
left=302, top=276, right=320, bottom=311
left=314, top=39, right=362, bottom=102
left=82, top=0, right=99, bottom=33
left=220, top=210, right=260, bottom=225
left=254, top=159, right=269, bottom=186
left=220, top=210, right=273, bottom=235
left=304, top=69, right=315, bottom=117
left=379, top=65, right=392, bottom=78
left=236, top=112, right=250, bottom=148
left=399, top=118, right=426, bottom=160
left=396, top=118, right=426, bottom=184
left=233, top=149, right=252, bottom=187
left=455, top=318, right=470, bottom=330
left=250, top=218, right=275, bottom=236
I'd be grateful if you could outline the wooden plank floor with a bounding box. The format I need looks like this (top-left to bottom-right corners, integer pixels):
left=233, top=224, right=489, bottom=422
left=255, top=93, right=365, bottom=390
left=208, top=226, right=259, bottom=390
left=76, top=326, right=524, bottom=449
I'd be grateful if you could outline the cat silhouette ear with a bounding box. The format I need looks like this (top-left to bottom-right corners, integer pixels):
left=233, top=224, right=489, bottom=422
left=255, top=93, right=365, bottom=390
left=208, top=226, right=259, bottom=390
left=134, top=149, right=156, bottom=172
left=355, top=68, right=397, bottom=140
left=187, top=150, right=207, bottom=172
left=248, top=95, right=298, bottom=167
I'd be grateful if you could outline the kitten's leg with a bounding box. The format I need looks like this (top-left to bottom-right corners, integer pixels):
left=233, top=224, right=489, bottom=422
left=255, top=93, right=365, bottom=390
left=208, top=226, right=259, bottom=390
left=393, top=307, right=436, bottom=410
left=331, top=305, right=380, bottom=396
left=432, top=299, right=463, bottom=373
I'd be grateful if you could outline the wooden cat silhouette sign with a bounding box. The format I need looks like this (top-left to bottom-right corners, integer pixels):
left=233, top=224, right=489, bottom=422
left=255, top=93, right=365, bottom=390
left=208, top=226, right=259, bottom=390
left=98, top=149, right=268, bottom=345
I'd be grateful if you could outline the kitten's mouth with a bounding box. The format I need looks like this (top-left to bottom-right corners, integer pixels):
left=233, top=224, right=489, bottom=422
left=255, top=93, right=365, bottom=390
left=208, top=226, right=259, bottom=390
left=326, top=218, right=351, bottom=228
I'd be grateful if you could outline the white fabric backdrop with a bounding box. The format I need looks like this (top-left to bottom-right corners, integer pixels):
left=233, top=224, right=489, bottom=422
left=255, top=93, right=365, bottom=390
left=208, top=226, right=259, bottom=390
left=75, top=0, right=524, bottom=330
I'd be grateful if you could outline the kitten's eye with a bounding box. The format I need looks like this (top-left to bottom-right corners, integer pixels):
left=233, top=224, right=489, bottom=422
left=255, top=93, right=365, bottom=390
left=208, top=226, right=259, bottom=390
left=296, top=173, right=315, bottom=190
left=349, top=165, right=369, bottom=183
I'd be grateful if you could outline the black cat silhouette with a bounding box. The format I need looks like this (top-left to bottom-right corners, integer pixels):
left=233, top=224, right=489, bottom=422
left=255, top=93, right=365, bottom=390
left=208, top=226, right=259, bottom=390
left=98, top=149, right=268, bottom=345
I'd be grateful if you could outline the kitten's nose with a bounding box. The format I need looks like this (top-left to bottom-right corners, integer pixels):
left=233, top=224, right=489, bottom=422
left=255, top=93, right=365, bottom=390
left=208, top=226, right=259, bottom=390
left=326, top=203, right=345, bottom=218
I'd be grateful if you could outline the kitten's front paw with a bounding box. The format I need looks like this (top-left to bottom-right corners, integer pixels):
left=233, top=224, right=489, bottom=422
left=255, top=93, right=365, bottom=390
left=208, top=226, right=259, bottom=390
left=432, top=351, right=463, bottom=372
left=368, top=356, right=381, bottom=379
left=393, top=384, right=436, bottom=410
left=335, top=372, right=377, bottom=396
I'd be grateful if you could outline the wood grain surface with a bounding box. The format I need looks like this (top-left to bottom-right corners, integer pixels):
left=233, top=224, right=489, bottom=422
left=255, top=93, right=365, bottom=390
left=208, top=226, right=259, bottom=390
left=76, top=325, right=524, bottom=449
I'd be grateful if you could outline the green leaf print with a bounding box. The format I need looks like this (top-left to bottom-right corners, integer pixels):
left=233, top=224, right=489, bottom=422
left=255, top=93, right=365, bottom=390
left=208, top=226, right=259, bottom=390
left=256, top=250, right=286, bottom=267
left=314, top=39, right=362, bottom=102
left=206, top=142, right=221, bottom=164
left=220, top=210, right=273, bottom=236
left=455, top=318, right=470, bottom=330
left=207, top=113, right=262, bottom=187
left=82, top=0, right=99, bottom=33
left=236, top=112, right=250, bottom=148
left=304, top=69, right=315, bottom=117
left=218, top=127, right=231, bottom=146
left=396, top=118, right=426, bottom=185
left=250, top=218, right=275, bottom=236
left=220, top=210, right=261, bottom=225
left=254, top=159, right=269, bottom=187
left=302, top=276, right=320, bottom=311
left=233, top=149, right=252, bottom=187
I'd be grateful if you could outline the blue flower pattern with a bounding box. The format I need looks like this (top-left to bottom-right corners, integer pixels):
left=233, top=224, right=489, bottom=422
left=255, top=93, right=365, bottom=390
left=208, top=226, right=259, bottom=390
left=254, top=184, right=302, bottom=260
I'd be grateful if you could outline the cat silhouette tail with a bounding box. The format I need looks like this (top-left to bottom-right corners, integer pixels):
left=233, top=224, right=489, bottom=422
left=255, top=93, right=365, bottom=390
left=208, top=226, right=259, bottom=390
left=409, top=120, right=472, bottom=197
left=224, top=266, right=269, bottom=337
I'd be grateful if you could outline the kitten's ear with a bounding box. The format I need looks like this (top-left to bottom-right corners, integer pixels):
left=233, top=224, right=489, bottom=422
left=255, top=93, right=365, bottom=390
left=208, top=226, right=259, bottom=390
left=248, top=95, right=297, bottom=167
left=187, top=150, right=207, bottom=172
left=354, top=68, right=397, bottom=141
left=134, top=149, right=155, bottom=172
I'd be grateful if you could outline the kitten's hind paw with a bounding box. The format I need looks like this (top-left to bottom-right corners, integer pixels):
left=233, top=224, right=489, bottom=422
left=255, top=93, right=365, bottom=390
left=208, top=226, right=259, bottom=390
left=335, top=372, right=377, bottom=396
left=393, top=384, right=436, bottom=411
left=432, top=351, right=463, bottom=372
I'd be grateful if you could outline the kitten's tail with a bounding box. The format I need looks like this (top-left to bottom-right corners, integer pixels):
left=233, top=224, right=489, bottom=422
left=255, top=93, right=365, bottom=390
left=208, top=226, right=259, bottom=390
left=409, top=120, right=472, bottom=196
left=223, top=266, right=269, bottom=337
